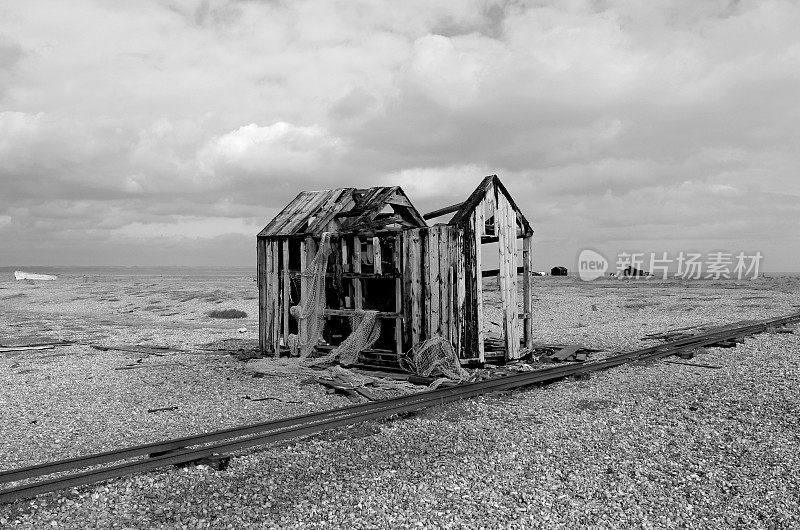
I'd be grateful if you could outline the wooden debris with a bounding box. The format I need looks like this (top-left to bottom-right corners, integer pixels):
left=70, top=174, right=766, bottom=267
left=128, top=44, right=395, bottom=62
left=193, top=454, right=230, bottom=471
left=664, top=361, right=722, bottom=369
left=550, top=345, right=582, bottom=362
left=242, top=395, right=302, bottom=404
left=538, top=344, right=598, bottom=363
left=90, top=344, right=175, bottom=356
left=147, top=406, right=178, bottom=413
left=114, top=362, right=184, bottom=370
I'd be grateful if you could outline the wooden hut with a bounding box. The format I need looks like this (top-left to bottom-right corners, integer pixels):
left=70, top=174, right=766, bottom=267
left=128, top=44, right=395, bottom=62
left=256, top=175, right=534, bottom=365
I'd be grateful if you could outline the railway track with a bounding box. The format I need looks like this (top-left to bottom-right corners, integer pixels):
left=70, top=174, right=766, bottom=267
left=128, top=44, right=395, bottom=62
left=2, top=311, right=799, bottom=504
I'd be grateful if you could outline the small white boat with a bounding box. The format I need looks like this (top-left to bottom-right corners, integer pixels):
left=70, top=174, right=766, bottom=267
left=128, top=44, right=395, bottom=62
left=14, top=271, right=58, bottom=281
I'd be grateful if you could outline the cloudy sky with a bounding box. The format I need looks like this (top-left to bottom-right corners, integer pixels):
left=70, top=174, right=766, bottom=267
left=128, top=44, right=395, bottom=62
left=1, top=0, right=799, bottom=271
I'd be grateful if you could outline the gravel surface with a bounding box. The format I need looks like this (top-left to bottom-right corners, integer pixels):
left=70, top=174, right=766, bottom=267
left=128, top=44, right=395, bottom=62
left=1, top=271, right=799, bottom=528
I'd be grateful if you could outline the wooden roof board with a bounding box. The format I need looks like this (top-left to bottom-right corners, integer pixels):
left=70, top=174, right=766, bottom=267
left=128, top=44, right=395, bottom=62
left=346, top=186, right=397, bottom=226
left=306, top=188, right=356, bottom=234
left=258, top=189, right=350, bottom=237
left=258, top=185, right=427, bottom=237
left=448, top=175, right=533, bottom=236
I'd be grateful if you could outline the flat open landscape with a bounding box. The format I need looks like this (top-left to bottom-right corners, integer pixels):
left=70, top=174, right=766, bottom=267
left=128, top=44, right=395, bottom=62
left=1, top=269, right=799, bottom=529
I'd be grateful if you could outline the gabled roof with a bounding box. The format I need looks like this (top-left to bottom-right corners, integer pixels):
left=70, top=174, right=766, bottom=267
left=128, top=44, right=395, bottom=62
left=448, top=175, right=533, bottom=236
left=258, top=186, right=427, bottom=237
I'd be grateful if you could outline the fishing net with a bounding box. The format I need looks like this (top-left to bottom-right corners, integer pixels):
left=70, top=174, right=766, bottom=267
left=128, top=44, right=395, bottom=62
left=288, top=233, right=333, bottom=357
left=307, top=309, right=382, bottom=367
left=401, top=336, right=470, bottom=382
left=287, top=232, right=382, bottom=367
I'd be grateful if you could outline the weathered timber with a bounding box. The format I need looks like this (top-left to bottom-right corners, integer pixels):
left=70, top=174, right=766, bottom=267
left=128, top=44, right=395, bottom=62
left=423, top=202, right=464, bottom=220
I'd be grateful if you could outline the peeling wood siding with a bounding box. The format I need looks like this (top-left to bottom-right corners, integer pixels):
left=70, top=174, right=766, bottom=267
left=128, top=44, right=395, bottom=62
left=258, top=238, right=281, bottom=353
left=402, top=225, right=468, bottom=357
left=497, top=190, right=519, bottom=359
left=257, top=238, right=267, bottom=352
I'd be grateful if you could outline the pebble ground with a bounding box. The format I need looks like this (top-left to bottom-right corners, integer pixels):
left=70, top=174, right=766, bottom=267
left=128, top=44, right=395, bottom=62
left=1, top=272, right=799, bottom=528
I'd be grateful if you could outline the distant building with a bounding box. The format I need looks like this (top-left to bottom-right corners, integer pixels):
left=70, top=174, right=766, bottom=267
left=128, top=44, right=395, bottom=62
left=551, top=266, right=568, bottom=276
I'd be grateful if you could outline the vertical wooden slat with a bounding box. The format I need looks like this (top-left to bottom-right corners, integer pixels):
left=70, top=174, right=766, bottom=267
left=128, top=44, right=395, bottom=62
left=282, top=239, right=290, bottom=349
left=353, top=236, right=362, bottom=310
left=341, top=237, right=349, bottom=271
left=523, top=235, right=533, bottom=350
left=264, top=240, right=275, bottom=353
left=271, top=240, right=281, bottom=351
left=497, top=191, right=519, bottom=360
left=373, top=236, right=382, bottom=275
left=297, top=239, right=306, bottom=353
left=402, top=232, right=412, bottom=346
left=427, top=227, right=441, bottom=338
left=438, top=226, right=450, bottom=341
left=257, top=238, right=267, bottom=353
left=409, top=230, right=423, bottom=347
left=393, top=235, right=402, bottom=355
left=508, top=203, right=519, bottom=359
left=474, top=205, right=485, bottom=362
left=447, top=227, right=457, bottom=346
left=455, top=229, right=466, bottom=358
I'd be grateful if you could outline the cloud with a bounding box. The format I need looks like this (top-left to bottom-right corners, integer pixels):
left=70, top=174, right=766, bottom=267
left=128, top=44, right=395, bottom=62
left=200, top=121, right=342, bottom=178
left=0, top=0, right=798, bottom=269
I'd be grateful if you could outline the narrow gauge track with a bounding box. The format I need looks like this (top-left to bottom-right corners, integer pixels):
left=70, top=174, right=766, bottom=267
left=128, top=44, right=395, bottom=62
left=2, top=311, right=799, bottom=504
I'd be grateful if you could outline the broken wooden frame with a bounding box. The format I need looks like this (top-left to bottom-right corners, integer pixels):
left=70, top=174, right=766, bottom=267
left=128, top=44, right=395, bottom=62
left=256, top=176, right=535, bottom=364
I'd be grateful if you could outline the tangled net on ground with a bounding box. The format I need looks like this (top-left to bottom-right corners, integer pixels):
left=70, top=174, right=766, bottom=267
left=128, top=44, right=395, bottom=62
left=307, top=310, right=382, bottom=367
left=400, top=336, right=470, bottom=384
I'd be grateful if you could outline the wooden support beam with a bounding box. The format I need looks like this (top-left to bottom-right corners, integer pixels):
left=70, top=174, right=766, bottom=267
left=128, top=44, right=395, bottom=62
left=481, top=234, right=526, bottom=245
left=353, top=236, right=362, bottom=310
left=257, top=238, right=267, bottom=353
left=271, top=240, right=281, bottom=351
left=455, top=230, right=466, bottom=359
left=481, top=266, right=528, bottom=278
left=497, top=190, right=519, bottom=360
left=323, top=309, right=401, bottom=319
left=523, top=236, right=533, bottom=350
left=422, top=202, right=464, bottom=220
left=408, top=230, right=422, bottom=347
left=427, top=227, right=441, bottom=337
left=282, top=239, right=290, bottom=348
left=393, top=235, right=403, bottom=356
left=341, top=237, right=349, bottom=271
left=473, top=206, right=485, bottom=363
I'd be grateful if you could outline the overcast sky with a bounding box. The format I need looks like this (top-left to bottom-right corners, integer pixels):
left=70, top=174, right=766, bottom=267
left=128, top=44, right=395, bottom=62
left=1, top=0, right=798, bottom=271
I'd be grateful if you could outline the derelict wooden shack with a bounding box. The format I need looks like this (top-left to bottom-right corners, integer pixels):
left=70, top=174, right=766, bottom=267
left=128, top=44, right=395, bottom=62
left=256, top=175, right=534, bottom=365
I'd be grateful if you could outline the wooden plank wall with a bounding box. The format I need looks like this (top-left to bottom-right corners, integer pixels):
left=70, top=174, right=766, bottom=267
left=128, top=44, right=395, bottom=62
left=496, top=189, right=520, bottom=359
left=257, top=237, right=281, bottom=353
left=402, top=225, right=465, bottom=357
left=460, top=182, right=523, bottom=361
